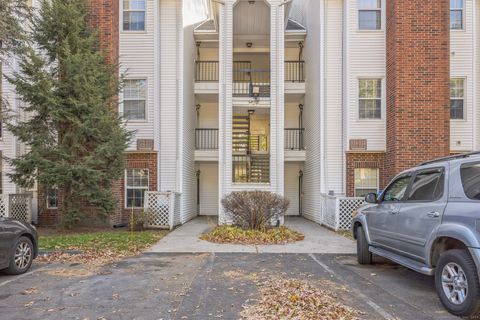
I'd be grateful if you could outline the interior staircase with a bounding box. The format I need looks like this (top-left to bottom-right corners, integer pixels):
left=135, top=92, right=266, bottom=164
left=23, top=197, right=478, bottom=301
left=250, top=155, right=270, bottom=183
left=232, top=115, right=250, bottom=153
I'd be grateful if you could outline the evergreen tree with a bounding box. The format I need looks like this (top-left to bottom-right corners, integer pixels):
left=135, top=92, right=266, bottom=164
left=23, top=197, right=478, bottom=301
left=0, top=0, right=31, bottom=57
left=6, top=0, right=132, bottom=226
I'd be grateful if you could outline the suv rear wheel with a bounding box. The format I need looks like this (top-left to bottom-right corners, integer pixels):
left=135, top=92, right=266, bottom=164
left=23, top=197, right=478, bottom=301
left=435, top=249, right=480, bottom=318
left=356, top=226, right=372, bottom=265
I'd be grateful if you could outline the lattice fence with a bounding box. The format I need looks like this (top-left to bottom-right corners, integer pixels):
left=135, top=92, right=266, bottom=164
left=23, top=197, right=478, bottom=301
left=336, top=197, right=365, bottom=231
left=0, top=194, right=32, bottom=222
left=144, top=192, right=182, bottom=230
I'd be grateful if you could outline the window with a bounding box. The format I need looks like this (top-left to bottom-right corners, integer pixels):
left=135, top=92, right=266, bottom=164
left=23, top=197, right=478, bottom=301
left=354, top=168, right=379, bottom=197
left=450, top=78, right=464, bottom=119
left=359, top=0, right=381, bottom=30
left=450, top=0, right=464, bottom=30
left=359, top=79, right=382, bottom=119
left=460, top=162, right=480, bottom=200
left=46, top=187, right=58, bottom=209
left=123, top=79, right=146, bottom=120
left=382, top=175, right=410, bottom=202
left=125, top=169, right=149, bottom=208
left=123, top=0, right=146, bottom=31
left=407, top=169, right=444, bottom=201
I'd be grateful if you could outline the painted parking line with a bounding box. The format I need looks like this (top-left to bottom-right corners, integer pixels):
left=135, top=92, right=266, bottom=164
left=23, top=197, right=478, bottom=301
left=0, top=267, right=47, bottom=288
left=309, top=253, right=394, bottom=320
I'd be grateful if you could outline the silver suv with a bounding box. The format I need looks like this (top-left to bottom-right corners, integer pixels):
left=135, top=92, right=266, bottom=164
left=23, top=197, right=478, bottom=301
left=352, top=152, right=480, bottom=318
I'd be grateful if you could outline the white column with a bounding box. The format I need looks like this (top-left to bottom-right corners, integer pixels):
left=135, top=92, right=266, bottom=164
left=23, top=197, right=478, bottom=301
left=218, top=1, right=235, bottom=223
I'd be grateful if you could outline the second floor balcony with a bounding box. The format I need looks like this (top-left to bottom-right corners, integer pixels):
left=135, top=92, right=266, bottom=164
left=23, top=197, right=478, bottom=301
left=194, top=60, right=305, bottom=96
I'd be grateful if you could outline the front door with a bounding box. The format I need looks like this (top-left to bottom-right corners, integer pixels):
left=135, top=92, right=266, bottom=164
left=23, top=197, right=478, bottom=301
left=366, top=174, right=411, bottom=250
left=394, top=167, right=447, bottom=261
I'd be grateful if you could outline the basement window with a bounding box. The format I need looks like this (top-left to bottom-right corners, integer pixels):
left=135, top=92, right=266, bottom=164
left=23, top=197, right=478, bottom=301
left=125, top=169, right=149, bottom=208
left=359, top=79, right=382, bottom=119
left=123, top=0, right=145, bottom=31
left=450, top=78, right=464, bottom=119
left=354, top=168, right=379, bottom=197
left=450, top=0, right=464, bottom=30
left=46, top=187, right=58, bottom=209
left=358, top=0, right=381, bottom=30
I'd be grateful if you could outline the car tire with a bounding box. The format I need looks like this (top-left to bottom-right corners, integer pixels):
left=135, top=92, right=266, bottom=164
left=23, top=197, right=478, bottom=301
left=356, top=226, right=372, bottom=265
left=3, top=236, right=34, bottom=275
left=435, top=249, right=480, bottom=318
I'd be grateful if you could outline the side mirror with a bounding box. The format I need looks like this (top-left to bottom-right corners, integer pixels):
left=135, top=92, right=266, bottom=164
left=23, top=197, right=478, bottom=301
left=365, top=193, right=378, bottom=204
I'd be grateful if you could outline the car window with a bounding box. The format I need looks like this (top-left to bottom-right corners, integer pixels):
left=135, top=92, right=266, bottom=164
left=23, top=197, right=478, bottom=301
left=407, top=169, right=444, bottom=201
left=382, top=175, right=411, bottom=202
left=460, top=162, right=480, bottom=200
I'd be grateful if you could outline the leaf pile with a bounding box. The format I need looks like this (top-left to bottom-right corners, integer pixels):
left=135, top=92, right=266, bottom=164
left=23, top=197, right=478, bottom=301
left=37, top=230, right=167, bottom=266
left=241, top=278, right=359, bottom=320
left=200, top=225, right=304, bottom=245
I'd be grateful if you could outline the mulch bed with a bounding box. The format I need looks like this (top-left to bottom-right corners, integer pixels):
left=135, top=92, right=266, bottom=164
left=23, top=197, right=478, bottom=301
left=200, top=225, right=305, bottom=245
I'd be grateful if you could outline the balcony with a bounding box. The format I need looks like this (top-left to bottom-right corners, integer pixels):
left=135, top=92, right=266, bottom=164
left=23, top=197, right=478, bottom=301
left=195, top=128, right=219, bottom=161
left=194, top=61, right=305, bottom=95
left=285, top=128, right=306, bottom=162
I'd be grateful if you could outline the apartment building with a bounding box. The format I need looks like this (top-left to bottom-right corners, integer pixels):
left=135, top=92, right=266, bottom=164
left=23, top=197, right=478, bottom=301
left=1, top=0, right=478, bottom=225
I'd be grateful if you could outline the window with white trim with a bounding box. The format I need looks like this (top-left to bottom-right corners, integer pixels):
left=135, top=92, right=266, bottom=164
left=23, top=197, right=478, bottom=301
left=46, top=187, right=58, bottom=209
left=359, top=79, right=382, bottom=119
left=125, top=169, right=149, bottom=208
left=358, top=0, right=381, bottom=30
left=354, top=168, right=379, bottom=197
left=450, top=0, right=464, bottom=30
left=123, top=0, right=146, bottom=31
left=450, top=78, right=464, bottom=119
left=123, top=79, right=146, bottom=120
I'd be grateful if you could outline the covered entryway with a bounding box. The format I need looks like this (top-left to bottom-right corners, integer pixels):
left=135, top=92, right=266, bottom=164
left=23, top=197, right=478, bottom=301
left=284, top=163, right=303, bottom=216
left=196, top=162, right=218, bottom=216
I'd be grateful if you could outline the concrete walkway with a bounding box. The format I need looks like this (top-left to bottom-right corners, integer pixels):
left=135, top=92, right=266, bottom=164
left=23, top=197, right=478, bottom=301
left=148, top=216, right=356, bottom=254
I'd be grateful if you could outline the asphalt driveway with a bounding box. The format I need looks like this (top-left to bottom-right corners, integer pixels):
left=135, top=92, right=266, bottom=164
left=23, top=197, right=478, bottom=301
left=0, top=253, right=458, bottom=320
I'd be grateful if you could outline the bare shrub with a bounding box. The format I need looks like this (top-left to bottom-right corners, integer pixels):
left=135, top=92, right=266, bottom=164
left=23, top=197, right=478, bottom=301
left=221, top=191, right=290, bottom=230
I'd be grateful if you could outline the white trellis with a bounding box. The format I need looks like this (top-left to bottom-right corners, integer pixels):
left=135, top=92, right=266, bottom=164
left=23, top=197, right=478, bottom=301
left=319, top=194, right=365, bottom=231
left=0, top=194, right=33, bottom=222
left=144, top=192, right=181, bottom=230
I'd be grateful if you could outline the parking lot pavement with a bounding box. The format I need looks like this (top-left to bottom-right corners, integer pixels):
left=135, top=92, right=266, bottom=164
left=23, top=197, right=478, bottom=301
left=0, top=253, right=459, bottom=320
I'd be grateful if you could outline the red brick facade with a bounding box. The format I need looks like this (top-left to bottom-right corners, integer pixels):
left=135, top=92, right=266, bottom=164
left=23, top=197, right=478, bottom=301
left=346, top=152, right=387, bottom=197
left=87, top=0, right=119, bottom=64
left=385, top=0, right=451, bottom=182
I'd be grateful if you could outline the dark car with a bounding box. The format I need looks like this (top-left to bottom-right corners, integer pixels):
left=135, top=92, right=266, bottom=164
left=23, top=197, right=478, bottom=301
left=0, top=217, right=38, bottom=275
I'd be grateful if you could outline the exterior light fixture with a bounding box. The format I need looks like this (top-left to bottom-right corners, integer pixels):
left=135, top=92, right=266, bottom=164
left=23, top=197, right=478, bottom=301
left=246, top=42, right=253, bottom=48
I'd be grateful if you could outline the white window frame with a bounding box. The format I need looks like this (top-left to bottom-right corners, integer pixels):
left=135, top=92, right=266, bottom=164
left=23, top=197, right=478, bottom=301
left=450, top=78, right=465, bottom=120
left=121, top=0, right=146, bottom=32
left=358, top=0, right=382, bottom=31
left=46, top=187, right=58, bottom=209
left=125, top=169, right=149, bottom=209
left=358, top=78, right=383, bottom=120
left=354, top=168, right=379, bottom=197
left=450, top=0, right=465, bottom=31
left=122, top=79, right=147, bottom=121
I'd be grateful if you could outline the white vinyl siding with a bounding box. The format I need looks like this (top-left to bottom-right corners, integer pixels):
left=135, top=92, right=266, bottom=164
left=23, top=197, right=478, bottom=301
left=347, top=0, right=386, bottom=152
left=119, top=0, right=155, bottom=150
left=451, top=0, right=474, bottom=152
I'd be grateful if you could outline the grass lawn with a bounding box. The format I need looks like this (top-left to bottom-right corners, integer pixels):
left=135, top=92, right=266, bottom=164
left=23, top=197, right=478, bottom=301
left=37, top=228, right=168, bottom=266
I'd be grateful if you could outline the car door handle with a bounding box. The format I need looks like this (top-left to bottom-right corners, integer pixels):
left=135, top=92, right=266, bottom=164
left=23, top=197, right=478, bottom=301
left=427, top=211, right=440, bottom=218
left=390, top=210, right=399, bottom=215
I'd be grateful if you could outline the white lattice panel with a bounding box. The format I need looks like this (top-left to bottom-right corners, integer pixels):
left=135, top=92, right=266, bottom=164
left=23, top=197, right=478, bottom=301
left=0, top=197, right=7, bottom=218
left=337, top=198, right=365, bottom=230
left=9, top=194, right=31, bottom=222
left=174, top=194, right=181, bottom=226
left=144, top=192, right=170, bottom=228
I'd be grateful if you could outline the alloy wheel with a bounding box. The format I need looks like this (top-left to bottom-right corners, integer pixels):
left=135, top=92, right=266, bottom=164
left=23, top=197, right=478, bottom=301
left=441, top=262, right=468, bottom=305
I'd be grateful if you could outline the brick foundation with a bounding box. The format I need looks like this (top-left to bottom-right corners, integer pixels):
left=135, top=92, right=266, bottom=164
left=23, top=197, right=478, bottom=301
left=346, top=152, right=386, bottom=197
left=385, top=0, right=450, bottom=181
